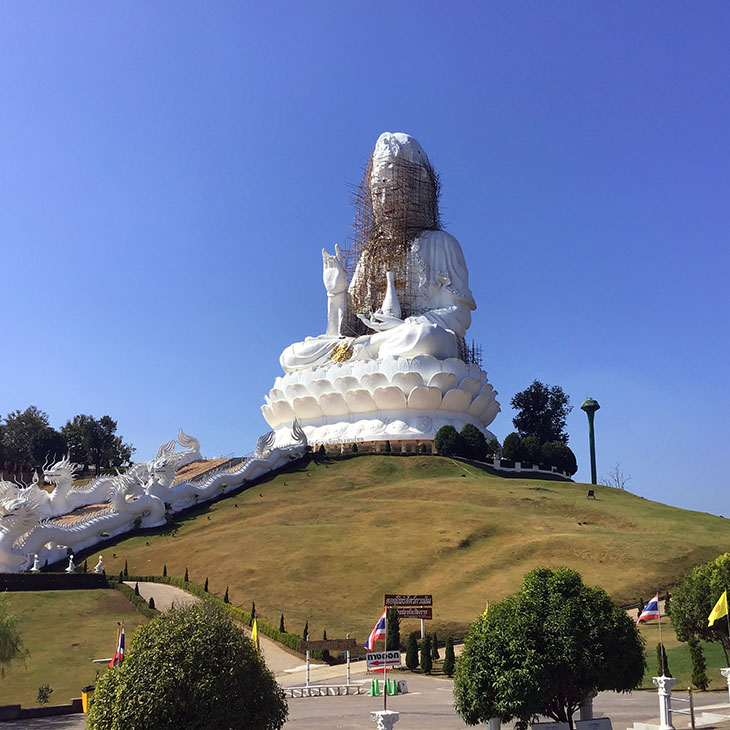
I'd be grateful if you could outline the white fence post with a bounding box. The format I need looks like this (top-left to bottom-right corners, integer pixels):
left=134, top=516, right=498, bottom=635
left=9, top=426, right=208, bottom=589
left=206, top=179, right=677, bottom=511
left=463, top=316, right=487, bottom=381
left=488, top=718, right=501, bottom=730
left=721, top=668, right=730, bottom=703
left=653, top=675, right=677, bottom=730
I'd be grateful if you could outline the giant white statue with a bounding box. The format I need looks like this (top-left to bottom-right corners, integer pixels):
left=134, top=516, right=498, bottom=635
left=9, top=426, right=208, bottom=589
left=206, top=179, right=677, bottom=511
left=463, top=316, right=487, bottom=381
left=263, top=132, right=500, bottom=446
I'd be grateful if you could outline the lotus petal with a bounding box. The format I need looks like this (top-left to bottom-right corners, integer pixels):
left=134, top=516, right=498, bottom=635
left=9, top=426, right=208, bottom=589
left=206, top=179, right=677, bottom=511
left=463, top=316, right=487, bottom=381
left=346, top=389, right=377, bottom=413
left=272, top=400, right=296, bottom=424
left=481, top=401, right=501, bottom=427
left=319, top=392, right=349, bottom=416
left=261, top=405, right=276, bottom=427
left=408, top=386, right=443, bottom=410
left=440, top=388, right=472, bottom=412
left=292, top=396, right=322, bottom=420
left=459, top=377, right=482, bottom=395
left=285, top=383, right=308, bottom=400
left=381, top=356, right=406, bottom=380
left=467, top=363, right=484, bottom=380
left=310, top=379, right=336, bottom=398
left=478, top=383, right=494, bottom=399
left=428, top=372, right=458, bottom=393
left=467, top=394, right=493, bottom=418
left=334, top=376, right=360, bottom=394
left=373, top=386, right=407, bottom=411
left=270, top=388, right=286, bottom=402
left=361, top=372, right=389, bottom=392
left=391, top=371, right=424, bottom=394
left=409, top=355, right=442, bottom=382
left=442, top=358, right=469, bottom=382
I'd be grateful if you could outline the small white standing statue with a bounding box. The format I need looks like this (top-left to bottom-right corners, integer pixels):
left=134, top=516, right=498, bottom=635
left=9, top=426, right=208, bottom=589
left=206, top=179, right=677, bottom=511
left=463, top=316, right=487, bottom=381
left=93, top=555, right=104, bottom=574
left=30, top=554, right=41, bottom=573
left=65, top=554, right=76, bottom=573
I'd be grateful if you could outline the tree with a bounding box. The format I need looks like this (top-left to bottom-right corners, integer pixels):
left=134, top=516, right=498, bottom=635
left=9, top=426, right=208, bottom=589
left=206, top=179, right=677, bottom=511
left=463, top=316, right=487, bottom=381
left=430, top=632, right=439, bottom=661
left=61, top=414, right=134, bottom=474
left=601, top=463, right=631, bottom=490
left=0, top=595, right=28, bottom=677
left=511, top=381, right=573, bottom=444
left=671, top=552, right=730, bottom=663
left=204, top=578, right=209, bottom=593
left=521, top=435, right=542, bottom=464
left=36, top=685, right=53, bottom=704
left=1, top=406, right=49, bottom=467
left=454, top=567, right=645, bottom=729
left=351, top=443, right=358, bottom=453
left=386, top=607, right=400, bottom=651
left=485, top=438, right=500, bottom=458
left=124, top=560, right=129, bottom=578
left=420, top=634, right=432, bottom=674
left=87, top=602, right=287, bottom=730
left=321, top=630, right=330, bottom=662
left=443, top=636, right=455, bottom=677
left=148, top=597, right=156, bottom=610
left=279, top=614, right=285, bottom=633
left=224, top=587, right=230, bottom=604
left=30, top=427, right=68, bottom=467
left=250, top=601, right=256, bottom=627
left=302, top=620, right=309, bottom=641
left=405, top=632, right=419, bottom=671
left=501, top=432, right=524, bottom=462
left=184, top=567, right=189, bottom=582
left=688, top=637, right=709, bottom=690
left=541, top=442, right=578, bottom=475
left=384, top=440, right=391, bottom=454
left=460, top=424, right=488, bottom=461
left=163, top=564, right=167, bottom=577
left=656, top=643, right=671, bottom=677
left=434, top=425, right=462, bottom=456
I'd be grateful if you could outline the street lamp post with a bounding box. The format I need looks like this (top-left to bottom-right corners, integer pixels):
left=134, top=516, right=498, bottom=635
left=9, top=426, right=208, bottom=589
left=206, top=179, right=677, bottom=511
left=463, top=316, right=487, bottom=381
left=581, top=398, right=601, bottom=485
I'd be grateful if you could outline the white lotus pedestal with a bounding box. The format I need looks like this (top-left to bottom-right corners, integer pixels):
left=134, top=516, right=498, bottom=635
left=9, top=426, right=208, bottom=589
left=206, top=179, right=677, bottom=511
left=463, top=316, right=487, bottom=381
left=262, top=355, right=500, bottom=447
left=653, top=676, right=677, bottom=730
left=370, top=710, right=399, bottom=729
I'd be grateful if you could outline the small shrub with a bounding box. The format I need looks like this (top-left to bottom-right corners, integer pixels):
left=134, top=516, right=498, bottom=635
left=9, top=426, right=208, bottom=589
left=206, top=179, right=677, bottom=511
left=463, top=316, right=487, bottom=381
left=443, top=636, right=455, bottom=677
left=420, top=634, right=433, bottom=674
left=250, top=601, right=256, bottom=627
left=123, top=560, right=128, bottom=578
left=223, top=586, right=229, bottom=604
left=204, top=578, right=209, bottom=593
left=418, top=442, right=427, bottom=454
left=351, top=443, right=358, bottom=453
left=384, top=440, right=391, bottom=454
left=149, top=597, right=156, bottom=610
left=405, top=632, right=419, bottom=671
left=656, top=643, right=672, bottom=677
left=321, top=630, right=330, bottom=662
left=302, top=620, right=309, bottom=641
left=279, top=614, right=285, bottom=633
left=689, top=636, right=708, bottom=690
left=184, top=567, right=189, bottom=582
left=430, top=633, right=439, bottom=661
left=134, top=582, right=140, bottom=596
left=36, top=684, right=53, bottom=704
left=162, top=564, right=167, bottom=577
left=318, top=444, right=326, bottom=455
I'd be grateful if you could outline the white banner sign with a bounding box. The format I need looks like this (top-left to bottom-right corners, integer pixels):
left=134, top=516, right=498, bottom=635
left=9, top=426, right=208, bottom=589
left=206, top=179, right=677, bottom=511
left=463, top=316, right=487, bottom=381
left=366, top=650, right=402, bottom=670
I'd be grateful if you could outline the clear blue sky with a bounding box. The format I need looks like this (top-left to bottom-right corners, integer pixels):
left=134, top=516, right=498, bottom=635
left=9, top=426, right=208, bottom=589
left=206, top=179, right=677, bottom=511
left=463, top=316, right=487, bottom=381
left=1, top=2, right=728, bottom=515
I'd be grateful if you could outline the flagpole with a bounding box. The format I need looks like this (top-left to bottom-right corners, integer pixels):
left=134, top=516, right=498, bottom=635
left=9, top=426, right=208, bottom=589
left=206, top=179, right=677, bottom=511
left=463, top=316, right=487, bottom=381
left=658, top=592, right=665, bottom=676
left=383, top=606, right=388, bottom=712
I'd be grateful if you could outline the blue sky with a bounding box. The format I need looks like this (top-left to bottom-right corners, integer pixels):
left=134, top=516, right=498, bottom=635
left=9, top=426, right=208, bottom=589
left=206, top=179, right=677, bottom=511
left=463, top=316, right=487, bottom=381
left=1, top=2, right=728, bottom=515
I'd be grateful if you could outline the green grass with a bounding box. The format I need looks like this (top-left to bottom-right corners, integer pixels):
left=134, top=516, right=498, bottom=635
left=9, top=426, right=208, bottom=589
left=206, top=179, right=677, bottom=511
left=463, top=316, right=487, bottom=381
left=0, top=590, right=148, bottom=707
left=73, top=454, right=730, bottom=649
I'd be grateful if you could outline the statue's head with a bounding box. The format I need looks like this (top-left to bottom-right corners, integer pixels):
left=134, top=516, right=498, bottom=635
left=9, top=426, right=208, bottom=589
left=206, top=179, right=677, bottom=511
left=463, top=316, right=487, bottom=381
left=368, top=132, right=439, bottom=234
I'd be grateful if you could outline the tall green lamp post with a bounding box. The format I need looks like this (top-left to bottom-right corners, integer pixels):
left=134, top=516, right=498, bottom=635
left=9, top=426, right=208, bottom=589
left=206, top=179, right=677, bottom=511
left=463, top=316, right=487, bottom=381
left=581, top=398, right=601, bottom=485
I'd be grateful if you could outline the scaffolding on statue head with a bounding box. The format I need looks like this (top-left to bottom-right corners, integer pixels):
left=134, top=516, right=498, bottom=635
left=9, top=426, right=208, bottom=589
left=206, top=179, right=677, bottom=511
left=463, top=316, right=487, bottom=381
left=340, top=153, right=441, bottom=338
left=458, top=338, right=483, bottom=368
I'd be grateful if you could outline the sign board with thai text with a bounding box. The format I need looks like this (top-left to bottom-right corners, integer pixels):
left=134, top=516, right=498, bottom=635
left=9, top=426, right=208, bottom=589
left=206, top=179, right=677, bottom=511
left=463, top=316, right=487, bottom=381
left=366, top=650, right=402, bottom=670
left=301, top=638, right=357, bottom=651
left=532, top=723, right=570, bottom=730
left=575, top=719, right=613, bottom=730
left=395, top=606, right=433, bottom=619
left=384, top=594, right=433, bottom=607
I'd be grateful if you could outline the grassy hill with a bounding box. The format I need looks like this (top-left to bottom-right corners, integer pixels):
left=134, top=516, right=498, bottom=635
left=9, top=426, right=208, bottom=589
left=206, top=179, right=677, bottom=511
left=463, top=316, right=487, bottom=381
left=78, top=454, right=730, bottom=645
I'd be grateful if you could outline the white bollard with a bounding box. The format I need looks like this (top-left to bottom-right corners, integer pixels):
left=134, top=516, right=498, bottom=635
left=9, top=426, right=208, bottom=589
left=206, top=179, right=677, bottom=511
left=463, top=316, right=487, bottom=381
left=488, top=718, right=501, bottom=730
left=653, top=676, right=677, bottom=730
left=370, top=710, right=400, bottom=730
left=721, top=668, right=730, bottom=703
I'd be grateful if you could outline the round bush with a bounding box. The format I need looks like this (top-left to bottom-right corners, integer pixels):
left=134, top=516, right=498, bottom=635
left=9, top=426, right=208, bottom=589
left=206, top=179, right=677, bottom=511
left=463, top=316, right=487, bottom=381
left=87, top=602, right=287, bottom=730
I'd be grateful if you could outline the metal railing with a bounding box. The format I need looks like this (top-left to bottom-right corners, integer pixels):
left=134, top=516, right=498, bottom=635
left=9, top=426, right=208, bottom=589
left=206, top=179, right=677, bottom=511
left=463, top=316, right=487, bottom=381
left=671, top=688, right=696, bottom=730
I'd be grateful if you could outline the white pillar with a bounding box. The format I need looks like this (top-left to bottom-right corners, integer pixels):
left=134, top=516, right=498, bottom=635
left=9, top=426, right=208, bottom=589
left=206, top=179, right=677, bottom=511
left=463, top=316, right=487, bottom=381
left=346, top=650, right=351, bottom=685
left=720, top=668, right=730, bottom=703
left=488, top=718, right=501, bottom=730
left=370, top=710, right=400, bottom=730
left=420, top=618, right=425, bottom=639
left=305, top=650, right=310, bottom=687
left=653, top=676, right=677, bottom=730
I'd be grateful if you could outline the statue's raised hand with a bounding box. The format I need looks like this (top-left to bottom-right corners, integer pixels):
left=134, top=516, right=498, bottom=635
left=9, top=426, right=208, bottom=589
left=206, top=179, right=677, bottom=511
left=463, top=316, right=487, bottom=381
left=322, top=244, right=347, bottom=296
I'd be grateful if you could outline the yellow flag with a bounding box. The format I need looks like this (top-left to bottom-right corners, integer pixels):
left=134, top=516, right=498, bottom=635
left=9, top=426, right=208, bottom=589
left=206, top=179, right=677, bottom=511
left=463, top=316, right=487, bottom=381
left=251, top=618, right=260, bottom=651
left=708, top=590, right=729, bottom=627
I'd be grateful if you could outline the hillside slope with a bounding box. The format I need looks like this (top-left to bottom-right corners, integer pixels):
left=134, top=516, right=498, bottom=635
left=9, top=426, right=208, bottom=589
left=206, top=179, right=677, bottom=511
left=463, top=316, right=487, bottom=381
left=85, top=455, right=730, bottom=642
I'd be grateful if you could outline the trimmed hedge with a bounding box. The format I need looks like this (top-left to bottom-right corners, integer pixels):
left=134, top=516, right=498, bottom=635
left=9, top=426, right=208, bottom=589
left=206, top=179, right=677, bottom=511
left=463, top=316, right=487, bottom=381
left=127, top=575, right=306, bottom=654
left=108, top=579, right=160, bottom=619
left=0, top=572, right=108, bottom=592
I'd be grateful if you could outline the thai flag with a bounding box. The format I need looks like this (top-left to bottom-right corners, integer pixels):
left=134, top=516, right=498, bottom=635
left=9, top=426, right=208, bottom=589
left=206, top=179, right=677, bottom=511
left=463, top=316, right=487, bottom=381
left=637, top=593, right=660, bottom=623
left=109, top=625, right=125, bottom=667
left=365, top=609, right=387, bottom=651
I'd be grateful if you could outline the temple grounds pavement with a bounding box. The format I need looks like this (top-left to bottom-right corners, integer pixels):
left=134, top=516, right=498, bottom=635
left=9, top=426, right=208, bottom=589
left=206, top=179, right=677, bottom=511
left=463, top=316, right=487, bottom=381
left=4, top=583, right=728, bottom=729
